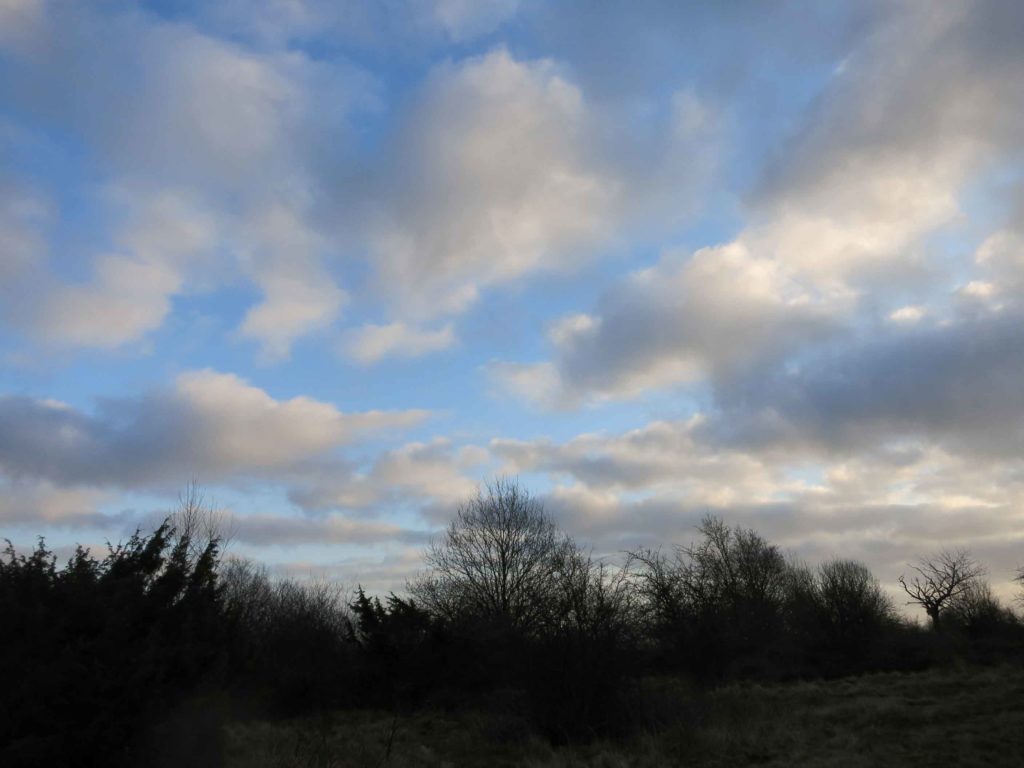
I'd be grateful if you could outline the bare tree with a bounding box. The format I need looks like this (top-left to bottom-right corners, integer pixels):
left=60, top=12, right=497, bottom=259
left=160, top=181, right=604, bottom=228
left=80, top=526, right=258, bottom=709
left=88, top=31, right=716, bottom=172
left=899, top=548, right=985, bottom=629
left=628, top=515, right=791, bottom=623
left=1014, top=565, right=1024, bottom=609
left=945, top=579, right=1010, bottom=629
left=817, top=559, right=893, bottom=627
left=549, top=547, right=637, bottom=640
left=679, top=515, right=789, bottom=611
left=625, top=547, right=688, bottom=630
left=170, top=480, right=236, bottom=561
left=411, top=478, right=572, bottom=633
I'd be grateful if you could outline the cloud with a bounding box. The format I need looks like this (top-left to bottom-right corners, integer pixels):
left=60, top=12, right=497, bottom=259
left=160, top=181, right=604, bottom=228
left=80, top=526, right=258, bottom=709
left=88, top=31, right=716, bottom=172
left=151, top=0, right=519, bottom=49
left=493, top=417, right=780, bottom=507
left=429, top=0, right=519, bottom=42
left=0, top=0, right=44, bottom=52
left=232, top=512, right=429, bottom=547
left=35, top=254, right=185, bottom=348
left=0, top=3, right=366, bottom=356
left=287, top=438, right=486, bottom=514
left=361, top=47, right=722, bottom=328
left=3, top=10, right=721, bottom=361
left=9, top=189, right=225, bottom=349
left=492, top=0, right=1024, bottom=408
left=492, top=243, right=834, bottom=406
left=343, top=322, right=455, bottom=365
left=236, top=203, right=348, bottom=361
left=364, top=48, right=621, bottom=318
left=495, top=416, right=1024, bottom=599
left=0, top=370, right=427, bottom=489
left=974, top=229, right=1024, bottom=303
left=709, top=310, right=1024, bottom=459
left=0, top=478, right=112, bottom=529
left=0, top=176, right=48, bottom=281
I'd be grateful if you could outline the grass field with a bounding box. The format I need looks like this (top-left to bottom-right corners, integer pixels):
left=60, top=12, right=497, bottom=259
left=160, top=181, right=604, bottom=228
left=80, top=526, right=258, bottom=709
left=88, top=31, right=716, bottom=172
left=225, top=664, right=1024, bottom=767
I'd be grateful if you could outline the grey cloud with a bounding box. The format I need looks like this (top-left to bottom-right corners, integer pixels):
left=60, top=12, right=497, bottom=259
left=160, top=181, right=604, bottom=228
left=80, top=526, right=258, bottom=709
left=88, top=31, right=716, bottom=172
left=0, top=370, right=426, bottom=489
left=493, top=418, right=774, bottom=494
left=0, top=479, right=118, bottom=530
left=494, top=1, right=1024, bottom=409
left=760, top=0, right=1024, bottom=203
left=287, top=439, right=486, bottom=515
left=710, top=310, right=1024, bottom=458
left=529, top=1, right=879, bottom=105
left=492, top=243, right=836, bottom=406
left=232, top=513, right=430, bottom=547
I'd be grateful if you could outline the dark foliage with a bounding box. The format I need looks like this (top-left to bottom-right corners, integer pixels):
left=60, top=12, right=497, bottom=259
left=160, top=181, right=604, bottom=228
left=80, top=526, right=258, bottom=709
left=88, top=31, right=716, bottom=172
left=220, top=559, right=354, bottom=716
left=0, top=522, right=225, bottom=768
left=2, top=479, right=1022, bottom=764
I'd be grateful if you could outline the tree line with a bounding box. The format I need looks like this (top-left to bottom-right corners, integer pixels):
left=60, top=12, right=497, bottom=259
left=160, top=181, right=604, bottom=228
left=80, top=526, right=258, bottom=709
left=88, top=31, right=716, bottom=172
left=2, top=479, right=1023, bottom=766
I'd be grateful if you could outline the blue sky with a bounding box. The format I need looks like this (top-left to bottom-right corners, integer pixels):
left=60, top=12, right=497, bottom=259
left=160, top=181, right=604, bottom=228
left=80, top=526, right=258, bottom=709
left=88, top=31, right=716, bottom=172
left=2, top=0, right=1023, bottom=599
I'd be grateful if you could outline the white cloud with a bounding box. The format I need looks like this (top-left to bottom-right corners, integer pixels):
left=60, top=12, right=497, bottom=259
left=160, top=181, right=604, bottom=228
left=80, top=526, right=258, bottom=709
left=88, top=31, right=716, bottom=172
left=36, top=254, right=184, bottom=348
left=487, top=360, right=566, bottom=409
left=343, top=322, right=455, bottom=365
left=239, top=237, right=348, bottom=362
left=974, top=229, right=1024, bottom=300
left=367, top=48, right=620, bottom=318
left=1, top=4, right=362, bottom=356
left=888, top=305, right=926, bottom=323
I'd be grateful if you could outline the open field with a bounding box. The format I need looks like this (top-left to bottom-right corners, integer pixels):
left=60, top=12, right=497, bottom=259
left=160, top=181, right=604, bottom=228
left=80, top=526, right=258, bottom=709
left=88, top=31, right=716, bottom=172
left=226, top=663, right=1024, bottom=768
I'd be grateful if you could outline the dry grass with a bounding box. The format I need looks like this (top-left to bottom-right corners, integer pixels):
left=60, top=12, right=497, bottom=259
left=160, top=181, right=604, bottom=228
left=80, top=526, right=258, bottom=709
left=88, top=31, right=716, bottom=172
left=226, top=664, right=1024, bottom=767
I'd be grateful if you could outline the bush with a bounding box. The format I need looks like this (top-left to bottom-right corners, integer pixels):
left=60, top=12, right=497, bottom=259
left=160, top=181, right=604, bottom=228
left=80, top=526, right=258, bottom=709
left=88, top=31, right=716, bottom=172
left=0, top=522, right=225, bottom=767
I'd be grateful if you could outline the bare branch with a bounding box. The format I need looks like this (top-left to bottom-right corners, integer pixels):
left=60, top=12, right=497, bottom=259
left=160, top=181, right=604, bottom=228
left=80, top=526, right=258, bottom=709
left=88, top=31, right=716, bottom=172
left=899, top=548, right=985, bottom=629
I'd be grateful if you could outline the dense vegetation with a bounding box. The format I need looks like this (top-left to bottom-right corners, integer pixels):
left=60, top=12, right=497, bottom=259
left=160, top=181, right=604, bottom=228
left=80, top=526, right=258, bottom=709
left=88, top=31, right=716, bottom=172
left=2, top=480, right=1023, bottom=767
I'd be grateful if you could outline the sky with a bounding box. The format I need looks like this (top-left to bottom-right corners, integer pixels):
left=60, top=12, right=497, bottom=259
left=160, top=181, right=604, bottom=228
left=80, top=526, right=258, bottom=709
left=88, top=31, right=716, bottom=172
left=1, top=0, right=1023, bottom=603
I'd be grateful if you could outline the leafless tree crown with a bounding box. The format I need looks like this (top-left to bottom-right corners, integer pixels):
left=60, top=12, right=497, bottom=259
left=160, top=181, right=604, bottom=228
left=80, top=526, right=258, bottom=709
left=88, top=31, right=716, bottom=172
left=170, top=480, right=236, bottom=561
left=898, top=548, right=985, bottom=628
left=412, top=478, right=572, bottom=632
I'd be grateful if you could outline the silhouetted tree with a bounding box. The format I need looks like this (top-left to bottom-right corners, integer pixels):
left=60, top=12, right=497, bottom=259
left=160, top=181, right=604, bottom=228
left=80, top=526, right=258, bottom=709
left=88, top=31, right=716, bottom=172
left=346, top=588, right=442, bottom=707
left=528, top=548, right=640, bottom=741
left=629, top=515, right=790, bottom=680
left=412, top=478, right=573, bottom=634
left=785, top=558, right=895, bottom=674
left=816, top=559, right=893, bottom=636
left=220, top=558, right=353, bottom=714
left=899, top=548, right=985, bottom=630
left=0, top=516, right=226, bottom=768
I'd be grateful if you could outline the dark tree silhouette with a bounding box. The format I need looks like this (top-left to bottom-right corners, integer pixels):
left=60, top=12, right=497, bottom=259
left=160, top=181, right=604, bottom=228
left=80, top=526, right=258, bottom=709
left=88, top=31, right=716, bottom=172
left=816, top=559, right=893, bottom=634
left=629, top=515, right=790, bottom=680
left=1015, top=565, right=1024, bottom=607
left=411, top=478, right=573, bottom=634
left=0, top=518, right=226, bottom=767
left=6, top=477, right=1024, bottom=757
left=785, top=558, right=895, bottom=674
left=899, top=548, right=985, bottom=630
